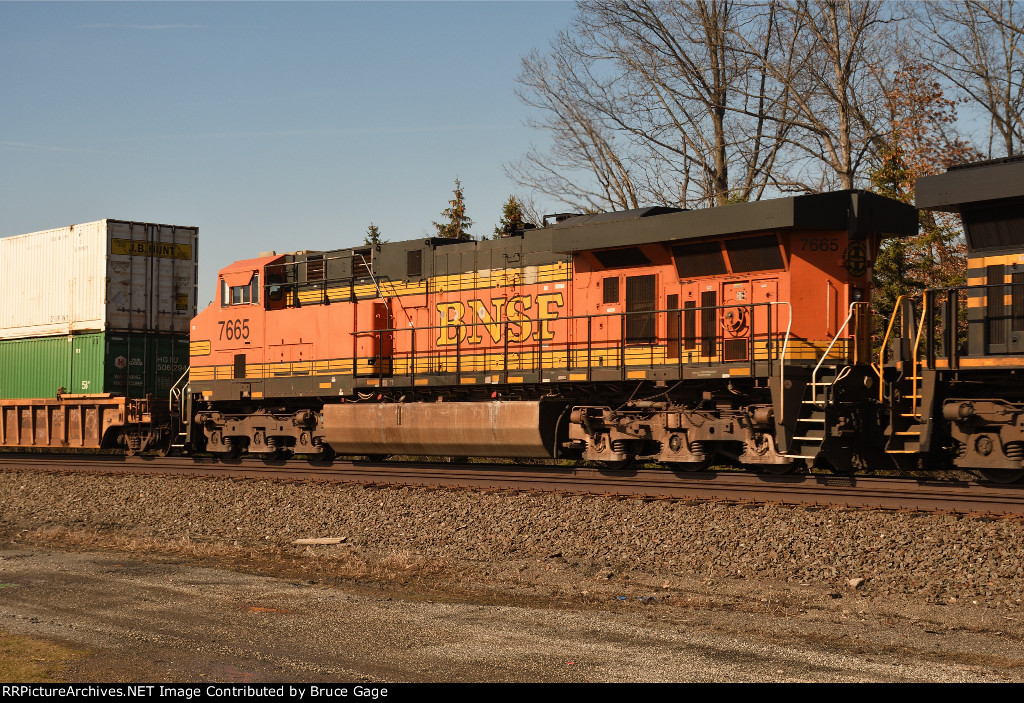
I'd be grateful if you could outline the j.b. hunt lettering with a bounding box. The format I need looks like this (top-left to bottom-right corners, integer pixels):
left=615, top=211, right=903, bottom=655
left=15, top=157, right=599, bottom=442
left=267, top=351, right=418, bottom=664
left=436, top=293, right=564, bottom=345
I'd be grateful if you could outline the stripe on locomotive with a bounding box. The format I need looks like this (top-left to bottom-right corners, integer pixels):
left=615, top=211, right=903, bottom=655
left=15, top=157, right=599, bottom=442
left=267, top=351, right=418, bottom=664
left=188, top=339, right=852, bottom=384
left=285, top=261, right=572, bottom=306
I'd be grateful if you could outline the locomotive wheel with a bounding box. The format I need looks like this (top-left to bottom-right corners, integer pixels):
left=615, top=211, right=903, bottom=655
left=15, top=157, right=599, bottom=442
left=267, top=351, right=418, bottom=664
left=668, top=460, right=710, bottom=473
left=219, top=444, right=243, bottom=461
left=976, top=468, right=1024, bottom=484
left=759, top=463, right=796, bottom=475
left=814, top=452, right=855, bottom=476
left=597, top=456, right=634, bottom=471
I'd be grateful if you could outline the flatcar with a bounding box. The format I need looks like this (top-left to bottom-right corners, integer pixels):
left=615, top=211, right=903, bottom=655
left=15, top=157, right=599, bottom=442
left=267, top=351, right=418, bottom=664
left=0, top=220, right=196, bottom=455
left=182, top=188, right=920, bottom=474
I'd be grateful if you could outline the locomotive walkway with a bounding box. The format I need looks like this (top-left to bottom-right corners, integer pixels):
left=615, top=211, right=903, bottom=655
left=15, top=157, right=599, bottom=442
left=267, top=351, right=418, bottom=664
left=1, top=453, right=1022, bottom=517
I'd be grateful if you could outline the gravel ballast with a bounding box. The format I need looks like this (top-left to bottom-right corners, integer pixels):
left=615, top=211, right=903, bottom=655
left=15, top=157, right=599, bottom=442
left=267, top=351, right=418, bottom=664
left=0, top=468, right=1021, bottom=609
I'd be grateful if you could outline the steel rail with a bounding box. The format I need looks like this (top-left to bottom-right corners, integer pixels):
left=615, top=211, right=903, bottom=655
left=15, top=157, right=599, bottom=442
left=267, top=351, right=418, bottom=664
left=0, top=454, right=1021, bottom=517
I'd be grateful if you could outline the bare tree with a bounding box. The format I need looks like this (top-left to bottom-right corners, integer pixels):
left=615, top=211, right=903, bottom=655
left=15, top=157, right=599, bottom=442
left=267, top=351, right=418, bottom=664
left=749, top=0, right=899, bottom=190
left=914, top=0, right=1024, bottom=158
left=509, top=1, right=902, bottom=212
left=508, top=40, right=641, bottom=213
left=508, top=1, right=792, bottom=210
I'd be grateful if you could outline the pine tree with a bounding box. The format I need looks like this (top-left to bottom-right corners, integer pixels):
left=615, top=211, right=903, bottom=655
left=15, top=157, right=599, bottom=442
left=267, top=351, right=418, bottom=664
left=494, top=195, right=529, bottom=237
left=433, top=178, right=473, bottom=240
left=363, top=222, right=386, bottom=246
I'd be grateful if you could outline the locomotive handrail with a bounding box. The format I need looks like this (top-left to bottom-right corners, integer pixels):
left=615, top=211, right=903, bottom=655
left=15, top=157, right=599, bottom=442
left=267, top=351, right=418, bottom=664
left=350, top=299, right=795, bottom=384
left=767, top=301, right=793, bottom=423
left=909, top=302, right=927, bottom=420
left=874, top=293, right=922, bottom=404
left=168, top=365, right=190, bottom=424
left=810, top=302, right=867, bottom=409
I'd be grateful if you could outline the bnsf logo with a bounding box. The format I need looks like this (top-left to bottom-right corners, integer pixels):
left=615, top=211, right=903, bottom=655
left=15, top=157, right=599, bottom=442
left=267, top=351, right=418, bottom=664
left=435, top=293, right=564, bottom=346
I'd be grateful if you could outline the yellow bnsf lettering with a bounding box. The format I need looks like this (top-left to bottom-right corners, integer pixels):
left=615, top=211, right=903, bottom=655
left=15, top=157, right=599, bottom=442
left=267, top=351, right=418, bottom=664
left=536, top=292, right=564, bottom=341
left=467, top=297, right=507, bottom=344
left=437, top=294, right=566, bottom=345
left=505, top=295, right=533, bottom=343
left=436, top=301, right=467, bottom=346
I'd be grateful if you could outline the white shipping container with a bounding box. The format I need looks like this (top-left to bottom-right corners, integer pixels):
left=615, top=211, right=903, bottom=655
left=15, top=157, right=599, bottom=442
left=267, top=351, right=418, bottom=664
left=0, top=219, right=198, bottom=340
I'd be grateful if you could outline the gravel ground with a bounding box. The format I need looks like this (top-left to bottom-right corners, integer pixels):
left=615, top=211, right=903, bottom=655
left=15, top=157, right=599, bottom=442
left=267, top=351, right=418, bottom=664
left=1, top=467, right=1024, bottom=682
left=0, top=469, right=1020, bottom=608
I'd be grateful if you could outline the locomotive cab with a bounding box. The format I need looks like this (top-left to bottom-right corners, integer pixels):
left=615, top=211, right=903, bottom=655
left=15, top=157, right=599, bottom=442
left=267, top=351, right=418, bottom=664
left=912, top=157, right=1024, bottom=480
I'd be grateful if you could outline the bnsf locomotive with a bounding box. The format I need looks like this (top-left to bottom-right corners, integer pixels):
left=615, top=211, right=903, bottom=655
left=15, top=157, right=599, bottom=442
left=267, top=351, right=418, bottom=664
left=4, top=160, right=1021, bottom=481
left=180, top=155, right=1024, bottom=482
left=183, top=182, right=921, bottom=476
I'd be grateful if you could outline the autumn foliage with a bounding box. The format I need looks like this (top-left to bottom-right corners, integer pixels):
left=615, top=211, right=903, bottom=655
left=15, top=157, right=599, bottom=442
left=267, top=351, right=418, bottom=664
left=870, top=59, right=982, bottom=331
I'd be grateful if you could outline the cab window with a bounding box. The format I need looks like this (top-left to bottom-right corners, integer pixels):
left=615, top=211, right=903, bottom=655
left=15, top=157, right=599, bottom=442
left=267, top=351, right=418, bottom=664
left=221, top=273, right=261, bottom=306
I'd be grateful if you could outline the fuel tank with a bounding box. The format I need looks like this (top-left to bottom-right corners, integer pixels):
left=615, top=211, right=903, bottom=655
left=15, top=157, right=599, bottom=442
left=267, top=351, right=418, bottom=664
left=321, top=400, right=561, bottom=458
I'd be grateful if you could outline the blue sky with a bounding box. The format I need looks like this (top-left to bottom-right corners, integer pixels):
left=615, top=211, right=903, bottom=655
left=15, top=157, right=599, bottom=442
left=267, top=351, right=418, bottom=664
left=0, top=1, right=576, bottom=305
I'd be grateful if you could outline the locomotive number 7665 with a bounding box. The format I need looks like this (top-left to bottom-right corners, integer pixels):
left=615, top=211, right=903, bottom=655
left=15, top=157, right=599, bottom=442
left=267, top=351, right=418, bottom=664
left=218, top=318, right=250, bottom=340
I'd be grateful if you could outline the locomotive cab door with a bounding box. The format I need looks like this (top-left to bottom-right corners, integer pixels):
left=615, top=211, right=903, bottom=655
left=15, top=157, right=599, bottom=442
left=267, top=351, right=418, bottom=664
left=624, top=274, right=657, bottom=345
left=355, top=300, right=393, bottom=376
left=752, top=278, right=779, bottom=361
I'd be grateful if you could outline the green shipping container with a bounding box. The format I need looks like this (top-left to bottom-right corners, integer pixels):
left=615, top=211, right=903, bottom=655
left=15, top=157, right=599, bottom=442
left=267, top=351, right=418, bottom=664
left=0, top=332, right=189, bottom=400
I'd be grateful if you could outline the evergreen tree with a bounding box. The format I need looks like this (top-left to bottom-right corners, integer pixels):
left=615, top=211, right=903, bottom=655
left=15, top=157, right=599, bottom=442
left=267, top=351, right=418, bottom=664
left=433, top=178, right=473, bottom=240
left=363, top=222, right=386, bottom=246
left=869, top=60, right=981, bottom=347
left=494, top=195, right=530, bottom=237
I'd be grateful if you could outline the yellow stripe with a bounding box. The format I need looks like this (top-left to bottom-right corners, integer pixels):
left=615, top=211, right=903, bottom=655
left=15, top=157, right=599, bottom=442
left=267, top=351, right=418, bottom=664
left=188, top=336, right=851, bottom=386
left=954, top=357, right=1024, bottom=368
left=190, top=340, right=211, bottom=356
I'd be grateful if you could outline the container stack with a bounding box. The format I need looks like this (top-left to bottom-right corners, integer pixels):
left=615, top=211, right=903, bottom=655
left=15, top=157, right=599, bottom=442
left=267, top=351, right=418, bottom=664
left=0, top=219, right=198, bottom=399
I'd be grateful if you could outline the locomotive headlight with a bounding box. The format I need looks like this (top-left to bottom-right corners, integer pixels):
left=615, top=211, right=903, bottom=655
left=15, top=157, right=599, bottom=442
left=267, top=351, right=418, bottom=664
left=851, top=287, right=864, bottom=302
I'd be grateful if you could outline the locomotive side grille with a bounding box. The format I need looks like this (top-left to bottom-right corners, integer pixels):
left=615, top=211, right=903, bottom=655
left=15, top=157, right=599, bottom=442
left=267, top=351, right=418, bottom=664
left=724, top=235, right=784, bottom=273
left=666, top=294, right=679, bottom=358
left=593, top=247, right=650, bottom=268
left=683, top=301, right=697, bottom=349
left=407, top=250, right=422, bottom=277
left=963, top=202, right=1024, bottom=251
left=988, top=264, right=1007, bottom=346
left=305, top=255, right=325, bottom=281
left=353, top=249, right=372, bottom=278
left=700, top=291, right=717, bottom=357
left=625, top=274, right=656, bottom=344
left=673, top=241, right=726, bottom=278
left=1014, top=273, right=1024, bottom=333
left=603, top=276, right=620, bottom=304
left=722, top=338, right=748, bottom=362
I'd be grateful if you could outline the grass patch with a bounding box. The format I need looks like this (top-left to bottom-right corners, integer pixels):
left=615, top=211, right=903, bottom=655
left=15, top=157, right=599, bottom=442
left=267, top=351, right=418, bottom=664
left=0, top=630, right=84, bottom=683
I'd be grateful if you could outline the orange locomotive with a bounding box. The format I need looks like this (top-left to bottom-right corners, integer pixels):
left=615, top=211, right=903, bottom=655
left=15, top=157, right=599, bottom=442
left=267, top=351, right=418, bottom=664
left=183, top=190, right=916, bottom=472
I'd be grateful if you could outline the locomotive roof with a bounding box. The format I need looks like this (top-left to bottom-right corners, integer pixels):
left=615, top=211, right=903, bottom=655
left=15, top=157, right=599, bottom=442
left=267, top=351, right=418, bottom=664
left=916, top=156, right=1024, bottom=211
left=549, top=190, right=917, bottom=253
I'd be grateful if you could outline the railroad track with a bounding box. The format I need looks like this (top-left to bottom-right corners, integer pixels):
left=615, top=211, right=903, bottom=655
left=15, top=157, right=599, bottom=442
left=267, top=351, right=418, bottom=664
left=1, top=453, right=1022, bottom=517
